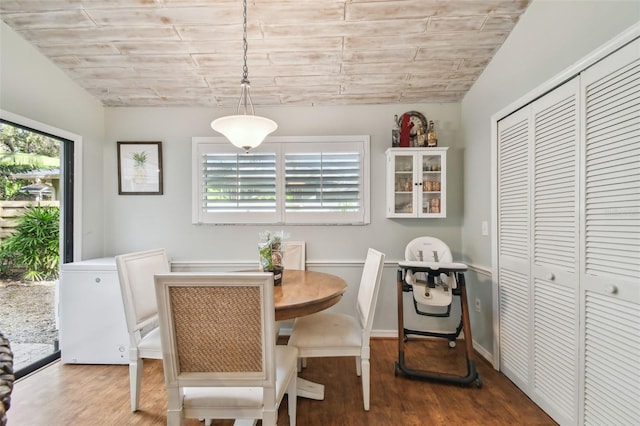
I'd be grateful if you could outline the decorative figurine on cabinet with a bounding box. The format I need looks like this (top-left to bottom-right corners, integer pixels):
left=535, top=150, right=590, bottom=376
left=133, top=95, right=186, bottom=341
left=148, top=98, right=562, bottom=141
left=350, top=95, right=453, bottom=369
left=399, top=113, right=413, bottom=147
left=427, top=120, right=438, bottom=147
left=392, top=115, right=400, bottom=147
left=417, top=124, right=426, bottom=147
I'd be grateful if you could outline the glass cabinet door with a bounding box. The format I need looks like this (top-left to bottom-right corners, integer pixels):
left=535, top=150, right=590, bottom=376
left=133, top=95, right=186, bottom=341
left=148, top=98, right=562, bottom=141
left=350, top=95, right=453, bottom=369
left=420, top=154, right=442, bottom=215
left=386, top=147, right=447, bottom=218
left=393, top=154, right=414, bottom=215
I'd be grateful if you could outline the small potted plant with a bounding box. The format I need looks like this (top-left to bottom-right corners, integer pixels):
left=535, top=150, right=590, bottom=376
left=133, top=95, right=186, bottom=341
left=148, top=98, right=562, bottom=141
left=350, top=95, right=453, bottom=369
left=258, top=230, right=284, bottom=285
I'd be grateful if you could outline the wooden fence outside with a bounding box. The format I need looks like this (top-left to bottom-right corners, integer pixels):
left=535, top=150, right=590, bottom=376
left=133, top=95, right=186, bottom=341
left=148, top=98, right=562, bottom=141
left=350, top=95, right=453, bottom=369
left=0, top=200, right=59, bottom=242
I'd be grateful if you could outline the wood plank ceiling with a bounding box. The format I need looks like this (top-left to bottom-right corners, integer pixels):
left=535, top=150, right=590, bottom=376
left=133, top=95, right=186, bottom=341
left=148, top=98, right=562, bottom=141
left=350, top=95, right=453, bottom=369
left=0, top=0, right=531, bottom=107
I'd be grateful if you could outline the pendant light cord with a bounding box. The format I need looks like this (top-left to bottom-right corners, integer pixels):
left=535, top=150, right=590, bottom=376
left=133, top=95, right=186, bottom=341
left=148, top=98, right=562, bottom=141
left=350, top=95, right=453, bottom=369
left=241, top=0, right=249, bottom=85
left=238, top=0, right=254, bottom=115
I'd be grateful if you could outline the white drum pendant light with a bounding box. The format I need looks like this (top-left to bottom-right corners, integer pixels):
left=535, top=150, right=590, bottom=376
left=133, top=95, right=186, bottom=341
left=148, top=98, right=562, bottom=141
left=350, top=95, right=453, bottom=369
left=211, top=0, right=277, bottom=153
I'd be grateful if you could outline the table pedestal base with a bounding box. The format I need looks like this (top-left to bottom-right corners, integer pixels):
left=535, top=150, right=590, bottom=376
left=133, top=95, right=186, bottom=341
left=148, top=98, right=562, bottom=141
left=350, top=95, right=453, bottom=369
left=296, top=377, right=324, bottom=400
left=231, top=377, right=324, bottom=425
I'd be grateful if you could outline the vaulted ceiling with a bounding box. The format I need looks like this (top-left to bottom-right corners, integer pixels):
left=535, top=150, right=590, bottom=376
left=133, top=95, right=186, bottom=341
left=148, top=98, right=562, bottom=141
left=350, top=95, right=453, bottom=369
left=1, top=0, right=531, bottom=107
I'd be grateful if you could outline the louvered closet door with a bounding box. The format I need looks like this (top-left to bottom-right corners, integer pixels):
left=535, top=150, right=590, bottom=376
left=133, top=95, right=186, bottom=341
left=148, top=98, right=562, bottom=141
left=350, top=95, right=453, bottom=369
left=497, top=107, right=532, bottom=391
left=579, top=38, right=640, bottom=426
left=531, top=77, right=580, bottom=425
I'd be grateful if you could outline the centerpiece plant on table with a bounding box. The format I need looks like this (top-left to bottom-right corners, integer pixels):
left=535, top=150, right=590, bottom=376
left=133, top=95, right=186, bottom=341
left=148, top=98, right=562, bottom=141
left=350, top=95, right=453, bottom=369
left=258, top=230, right=286, bottom=285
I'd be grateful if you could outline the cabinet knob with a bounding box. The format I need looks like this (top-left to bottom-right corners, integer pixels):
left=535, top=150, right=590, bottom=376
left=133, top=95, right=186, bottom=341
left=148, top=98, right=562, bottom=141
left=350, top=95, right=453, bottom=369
left=605, top=284, right=617, bottom=294
left=95, top=277, right=101, bottom=283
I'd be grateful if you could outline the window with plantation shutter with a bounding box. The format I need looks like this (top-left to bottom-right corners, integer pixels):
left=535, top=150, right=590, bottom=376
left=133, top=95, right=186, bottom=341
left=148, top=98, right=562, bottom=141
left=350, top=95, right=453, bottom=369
left=283, top=140, right=366, bottom=224
left=285, top=152, right=360, bottom=211
left=202, top=152, right=277, bottom=211
left=192, top=136, right=369, bottom=225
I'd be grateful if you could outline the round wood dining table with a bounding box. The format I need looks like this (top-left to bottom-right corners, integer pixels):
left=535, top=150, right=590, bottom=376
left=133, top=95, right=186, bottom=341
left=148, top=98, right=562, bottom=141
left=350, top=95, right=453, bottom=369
left=274, top=269, right=347, bottom=321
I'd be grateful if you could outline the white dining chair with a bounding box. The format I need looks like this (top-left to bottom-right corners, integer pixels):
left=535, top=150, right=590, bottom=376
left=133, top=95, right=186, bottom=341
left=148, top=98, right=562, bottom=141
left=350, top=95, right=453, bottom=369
left=281, top=241, right=306, bottom=270
left=115, top=248, right=168, bottom=412
left=154, top=272, right=298, bottom=426
left=276, top=241, right=306, bottom=337
left=287, top=248, right=385, bottom=411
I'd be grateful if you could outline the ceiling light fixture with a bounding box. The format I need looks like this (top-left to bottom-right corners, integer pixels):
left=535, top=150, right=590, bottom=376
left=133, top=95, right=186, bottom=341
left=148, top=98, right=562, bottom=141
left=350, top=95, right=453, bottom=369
left=210, top=0, right=277, bottom=153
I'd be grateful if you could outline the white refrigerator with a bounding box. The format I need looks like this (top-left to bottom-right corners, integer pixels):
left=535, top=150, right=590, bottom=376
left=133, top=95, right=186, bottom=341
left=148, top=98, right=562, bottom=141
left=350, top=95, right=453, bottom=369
left=58, top=257, right=129, bottom=364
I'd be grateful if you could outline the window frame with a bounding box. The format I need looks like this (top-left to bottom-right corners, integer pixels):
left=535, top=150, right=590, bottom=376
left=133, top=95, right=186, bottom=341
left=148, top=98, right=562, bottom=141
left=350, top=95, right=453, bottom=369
left=192, top=135, right=370, bottom=225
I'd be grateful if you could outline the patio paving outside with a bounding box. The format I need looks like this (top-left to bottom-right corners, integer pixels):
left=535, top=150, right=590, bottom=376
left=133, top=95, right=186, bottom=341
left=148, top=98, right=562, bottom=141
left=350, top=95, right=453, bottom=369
left=0, top=280, right=58, bottom=372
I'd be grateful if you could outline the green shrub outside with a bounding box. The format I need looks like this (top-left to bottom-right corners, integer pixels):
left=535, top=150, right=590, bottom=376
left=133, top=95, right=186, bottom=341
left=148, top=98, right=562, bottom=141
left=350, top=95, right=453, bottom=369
left=0, top=205, right=59, bottom=281
left=0, top=164, right=32, bottom=200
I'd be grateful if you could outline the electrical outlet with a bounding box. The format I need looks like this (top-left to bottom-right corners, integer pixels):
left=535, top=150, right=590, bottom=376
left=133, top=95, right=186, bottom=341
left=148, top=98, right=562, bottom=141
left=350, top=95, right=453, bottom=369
left=475, top=298, right=481, bottom=313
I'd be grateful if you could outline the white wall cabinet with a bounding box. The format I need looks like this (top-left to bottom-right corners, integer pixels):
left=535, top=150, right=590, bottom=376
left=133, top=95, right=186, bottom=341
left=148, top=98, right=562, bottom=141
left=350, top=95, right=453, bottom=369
left=385, top=147, right=447, bottom=218
left=59, top=257, right=129, bottom=364
left=496, top=38, right=639, bottom=425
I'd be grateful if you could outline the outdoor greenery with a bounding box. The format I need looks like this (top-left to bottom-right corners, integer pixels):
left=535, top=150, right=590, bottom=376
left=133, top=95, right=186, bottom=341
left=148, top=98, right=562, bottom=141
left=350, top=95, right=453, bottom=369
left=0, top=205, right=60, bottom=281
left=0, top=123, right=60, bottom=200
left=0, top=123, right=61, bottom=282
left=0, top=124, right=60, bottom=158
left=0, top=164, right=32, bottom=200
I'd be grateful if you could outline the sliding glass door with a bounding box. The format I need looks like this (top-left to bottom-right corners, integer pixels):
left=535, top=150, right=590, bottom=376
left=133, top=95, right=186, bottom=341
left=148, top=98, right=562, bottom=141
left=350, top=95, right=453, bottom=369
left=0, top=119, right=75, bottom=378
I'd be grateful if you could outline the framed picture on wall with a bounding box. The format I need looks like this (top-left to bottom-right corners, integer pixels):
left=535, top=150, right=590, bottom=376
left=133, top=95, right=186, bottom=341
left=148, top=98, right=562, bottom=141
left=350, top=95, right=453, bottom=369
left=117, top=141, right=163, bottom=195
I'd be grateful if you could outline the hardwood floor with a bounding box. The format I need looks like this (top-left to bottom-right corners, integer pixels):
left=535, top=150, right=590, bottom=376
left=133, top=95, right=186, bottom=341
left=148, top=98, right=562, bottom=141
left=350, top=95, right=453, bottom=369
left=7, top=338, right=556, bottom=425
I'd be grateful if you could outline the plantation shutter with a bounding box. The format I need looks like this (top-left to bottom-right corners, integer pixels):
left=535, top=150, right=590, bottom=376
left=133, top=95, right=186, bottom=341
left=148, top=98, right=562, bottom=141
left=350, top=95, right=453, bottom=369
left=285, top=152, right=360, bottom=211
left=283, top=142, right=365, bottom=224
left=194, top=143, right=280, bottom=224
left=192, top=136, right=369, bottom=225
left=202, top=152, right=277, bottom=212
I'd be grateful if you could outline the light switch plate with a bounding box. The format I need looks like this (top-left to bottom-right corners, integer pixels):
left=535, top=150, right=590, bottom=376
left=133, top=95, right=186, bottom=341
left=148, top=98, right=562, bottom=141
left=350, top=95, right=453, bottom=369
left=482, top=221, right=489, bottom=236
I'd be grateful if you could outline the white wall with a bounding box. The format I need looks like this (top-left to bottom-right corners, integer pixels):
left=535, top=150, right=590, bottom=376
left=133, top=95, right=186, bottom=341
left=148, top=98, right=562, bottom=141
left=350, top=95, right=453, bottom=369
left=460, top=0, right=640, bottom=354
left=0, top=21, right=106, bottom=259
left=103, top=105, right=463, bottom=259
left=103, top=104, right=465, bottom=334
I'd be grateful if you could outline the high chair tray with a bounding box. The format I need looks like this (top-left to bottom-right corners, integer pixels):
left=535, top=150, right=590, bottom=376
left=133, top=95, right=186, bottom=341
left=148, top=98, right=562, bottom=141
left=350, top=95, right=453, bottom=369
left=398, top=261, right=468, bottom=272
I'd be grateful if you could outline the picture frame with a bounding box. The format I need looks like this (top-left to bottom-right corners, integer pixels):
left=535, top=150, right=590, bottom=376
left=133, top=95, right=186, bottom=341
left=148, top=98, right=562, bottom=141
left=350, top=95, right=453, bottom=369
left=117, top=141, right=163, bottom=195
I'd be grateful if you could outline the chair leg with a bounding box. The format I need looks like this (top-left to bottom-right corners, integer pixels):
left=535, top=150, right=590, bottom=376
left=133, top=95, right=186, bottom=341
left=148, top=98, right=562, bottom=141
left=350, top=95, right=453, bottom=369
left=166, top=408, right=184, bottom=426
left=355, top=356, right=361, bottom=377
left=287, top=369, right=297, bottom=426
left=361, top=357, right=370, bottom=411
left=167, top=387, right=184, bottom=426
left=130, top=357, right=143, bottom=411
left=262, top=410, right=277, bottom=426
left=275, top=321, right=282, bottom=340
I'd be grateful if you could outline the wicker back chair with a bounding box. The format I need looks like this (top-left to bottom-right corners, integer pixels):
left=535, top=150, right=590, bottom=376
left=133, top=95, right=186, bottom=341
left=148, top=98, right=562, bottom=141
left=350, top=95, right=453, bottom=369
left=154, top=272, right=298, bottom=426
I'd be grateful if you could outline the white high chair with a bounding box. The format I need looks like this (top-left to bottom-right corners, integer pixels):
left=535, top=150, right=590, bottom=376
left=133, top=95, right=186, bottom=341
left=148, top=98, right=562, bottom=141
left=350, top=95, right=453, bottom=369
left=404, top=236, right=456, bottom=317
left=395, top=237, right=481, bottom=388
